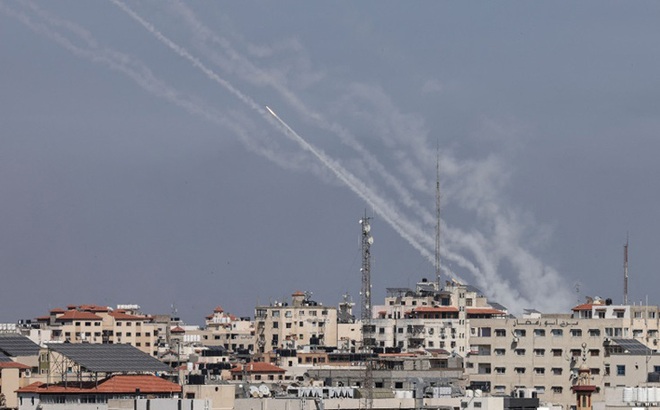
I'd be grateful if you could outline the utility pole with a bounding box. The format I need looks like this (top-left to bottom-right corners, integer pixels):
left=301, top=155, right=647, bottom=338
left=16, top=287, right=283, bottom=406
left=623, top=234, right=629, bottom=305
left=435, top=149, right=442, bottom=291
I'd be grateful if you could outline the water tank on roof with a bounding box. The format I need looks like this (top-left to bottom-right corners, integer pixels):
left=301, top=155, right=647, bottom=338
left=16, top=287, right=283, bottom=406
left=638, top=386, right=648, bottom=403
left=648, top=386, right=657, bottom=402
left=623, top=387, right=634, bottom=403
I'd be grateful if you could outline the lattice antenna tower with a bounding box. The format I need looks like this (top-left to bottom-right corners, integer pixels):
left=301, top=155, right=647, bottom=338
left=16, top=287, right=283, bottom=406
left=435, top=147, right=442, bottom=291
left=360, top=212, right=373, bottom=333
left=359, top=212, right=374, bottom=409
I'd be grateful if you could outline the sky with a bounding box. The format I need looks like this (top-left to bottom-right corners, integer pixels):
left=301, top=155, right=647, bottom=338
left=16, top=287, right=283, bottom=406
left=1, top=1, right=659, bottom=325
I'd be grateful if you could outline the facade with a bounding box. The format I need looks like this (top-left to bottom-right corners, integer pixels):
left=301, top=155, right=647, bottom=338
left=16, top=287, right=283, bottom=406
left=255, top=292, right=338, bottom=353
left=16, top=374, right=181, bottom=410
left=371, top=279, right=506, bottom=354
left=31, top=305, right=158, bottom=356
left=466, top=298, right=660, bottom=409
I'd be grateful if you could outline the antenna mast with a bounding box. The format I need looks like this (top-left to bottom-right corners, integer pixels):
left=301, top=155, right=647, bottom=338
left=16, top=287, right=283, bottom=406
left=624, top=235, right=629, bottom=305
left=360, top=212, right=373, bottom=341
left=435, top=148, right=442, bottom=291
left=359, top=212, right=374, bottom=409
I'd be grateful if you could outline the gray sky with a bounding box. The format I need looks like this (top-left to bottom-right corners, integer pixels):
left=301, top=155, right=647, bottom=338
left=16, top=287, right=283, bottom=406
left=1, top=1, right=659, bottom=324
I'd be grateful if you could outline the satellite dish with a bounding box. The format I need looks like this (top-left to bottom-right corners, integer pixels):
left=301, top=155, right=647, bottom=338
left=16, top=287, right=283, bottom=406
left=259, top=384, right=271, bottom=397
left=250, top=386, right=260, bottom=397
left=364, top=224, right=371, bottom=233
left=368, top=236, right=374, bottom=245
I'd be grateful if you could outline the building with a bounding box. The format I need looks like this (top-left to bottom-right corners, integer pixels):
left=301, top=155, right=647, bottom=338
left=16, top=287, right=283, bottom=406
left=254, top=291, right=338, bottom=353
left=371, top=279, right=506, bottom=354
left=466, top=298, right=660, bottom=409
left=31, top=305, right=159, bottom=356
left=16, top=374, right=181, bottom=409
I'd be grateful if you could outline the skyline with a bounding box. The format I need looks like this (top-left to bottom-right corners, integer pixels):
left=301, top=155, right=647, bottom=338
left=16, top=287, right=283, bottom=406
left=2, top=2, right=659, bottom=324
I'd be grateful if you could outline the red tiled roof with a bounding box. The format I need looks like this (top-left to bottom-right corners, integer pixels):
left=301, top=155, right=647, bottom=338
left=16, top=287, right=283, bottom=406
left=572, top=303, right=595, bottom=311
left=230, top=362, right=285, bottom=374
left=170, top=326, right=185, bottom=333
left=78, top=304, right=110, bottom=312
left=17, top=375, right=181, bottom=394
left=35, top=315, right=51, bottom=321
left=214, top=306, right=224, bottom=313
left=412, top=306, right=459, bottom=313
left=49, top=308, right=65, bottom=313
left=292, top=291, right=305, bottom=297
left=0, top=362, right=31, bottom=369
left=56, top=310, right=103, bottom=321
left=466, top=308, right=506, bottom=315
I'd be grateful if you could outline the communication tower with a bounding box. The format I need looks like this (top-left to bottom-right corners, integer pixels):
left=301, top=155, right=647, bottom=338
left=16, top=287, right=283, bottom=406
left=359, top=213, right=374, bottom=409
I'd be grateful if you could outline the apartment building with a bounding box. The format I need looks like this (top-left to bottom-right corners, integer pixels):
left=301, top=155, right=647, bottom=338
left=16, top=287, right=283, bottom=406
left=202, top=306, right=255, bottom=354
left=466, top=298, right=660, bottom=409
left=255, top=291, right=338, bottom=353
left=32, top=305, right=158, bottom=356
left=371, top=279, right=506, bottom=354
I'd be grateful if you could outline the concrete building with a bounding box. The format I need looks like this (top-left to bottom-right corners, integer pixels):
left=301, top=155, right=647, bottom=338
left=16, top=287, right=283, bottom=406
left=466, top=298, right=660, bottom=409
left=31, top=305, right=158, bottom=356
left=371, top=279, right=506, bottom=354
left=255, top=291, right=338, bottom=353
left=16, top=374, right=181, bottom=410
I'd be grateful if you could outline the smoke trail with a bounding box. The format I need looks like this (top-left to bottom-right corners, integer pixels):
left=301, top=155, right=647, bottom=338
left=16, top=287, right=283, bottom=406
left=0, top=2, right=301, bottom=172
left=107, top=1, right=481, bottom=288
left=163, top=2, right=573, bottom=312
left=112, top=1, right=573, bottom=312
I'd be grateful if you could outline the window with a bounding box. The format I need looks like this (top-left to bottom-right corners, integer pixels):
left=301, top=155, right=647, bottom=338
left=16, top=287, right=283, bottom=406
left=534, top=349, right=545, bottom=357
left=552, top=386, right=563, bottom=394
left=551, top=329, right=563, bottom=337
left=85, top=322, right=91, bottom=326
left=615, top=310, right=625, bottom=318
left=310, top=311, right=317, bottom=316
left=597, top=310, right=606, bottom=318
left=534, top=367, right=545, bottom=375
left=495, top=329, right=506, bottom=337
left=617, top=365, right=625, bottom=376
left=126, top=332, right=132, bottom=337
left=273, top=322, right=279, bottom=328
left=494, top=386, right=506, bottom=394
left=494, top=348, right=506, bottom=356
left=272, top=311, right=280, bottom=318
left=495, top=367, right=506, bottom=374
left=126, top=322, right=132, bottom=326
left=514, top=329, right=526, bottom=337
left=588, top=329, right=600, bottom=337
left=534, top=329, right=546, bottom=337
left=570, top=329, right=582, bottom=337
left=379, top=327, right=385, bottom=334
left=590, top=349, right=599, bottom=357
left=571, top=349, right=581, bottom=357
left=552, top=349, right=562, bottom=357
left=515, top=367, right=526, bottom=374
left=285, top=323, right=291, bottom=329
left=552, top=368, right=563, bottom=375
left=535, top=386, right=546, bottom=394
left=285, top=311, right=292, bottom=318
left=515, top=349, right=526, bottom=356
